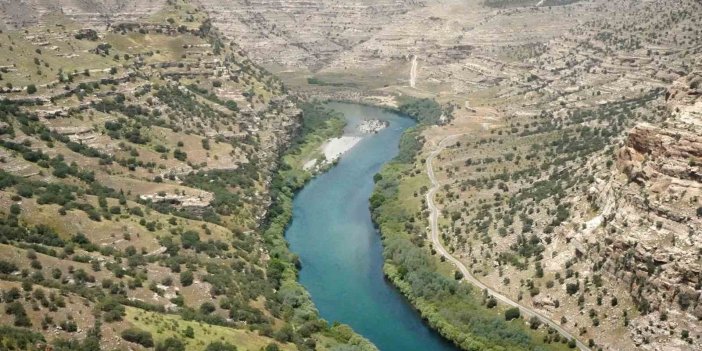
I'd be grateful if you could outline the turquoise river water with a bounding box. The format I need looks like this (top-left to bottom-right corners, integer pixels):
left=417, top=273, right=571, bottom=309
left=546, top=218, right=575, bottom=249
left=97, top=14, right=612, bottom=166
left=285, top=103, right=459, bottom=351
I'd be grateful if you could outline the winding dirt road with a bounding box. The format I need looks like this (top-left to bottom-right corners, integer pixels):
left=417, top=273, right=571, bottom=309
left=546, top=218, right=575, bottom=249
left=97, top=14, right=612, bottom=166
left=425, top=134, right=590, bottom=351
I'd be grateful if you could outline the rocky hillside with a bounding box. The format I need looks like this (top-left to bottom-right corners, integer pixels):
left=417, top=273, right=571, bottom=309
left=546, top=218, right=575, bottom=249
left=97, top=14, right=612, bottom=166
left=1, top=0, right=700, bottom=350
left=606, top=72, right=702, bottom=347
left=194, top=0, right=425, bottom=71
left=0, top=1, right=374, bottom=350
left=0, top=0, right=167, bottom=29
left=417, top=0, right=702, bottom=350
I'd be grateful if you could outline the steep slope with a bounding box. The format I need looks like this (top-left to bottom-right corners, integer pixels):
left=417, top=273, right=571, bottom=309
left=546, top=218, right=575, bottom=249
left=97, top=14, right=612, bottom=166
left=2, top=0, right=700, bottom=350
left=604, top=72, right=702, bottom=348
left=0, top=1, right=374, bottom=350
left=418, top=1, right=702, bottom=349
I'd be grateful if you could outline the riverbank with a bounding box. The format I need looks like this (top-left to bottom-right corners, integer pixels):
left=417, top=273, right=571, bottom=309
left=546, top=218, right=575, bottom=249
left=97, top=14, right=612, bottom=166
left=285, top=102, right=458, bottom=351
left=369, top=99, right=576, bottom=351
left=262, top=101, right=378, bottom=350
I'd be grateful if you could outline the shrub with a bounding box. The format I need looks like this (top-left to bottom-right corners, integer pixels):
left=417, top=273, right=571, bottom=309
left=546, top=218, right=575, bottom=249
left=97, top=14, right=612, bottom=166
left=100, top=297, right=125, bottom=322
left=6, top=302, right=31, bottom=327
left=0, top=260, right=19, bottom=274
left=16, top=184, right=33, bottom=198
left=566, top=282, right=579, bottom=295
left=156, top=337, right=185, bottom=351
left=181, top=230, right=200, bottom=249
left=129, top=207, right=144, bottom=217
left=486, top=298, right=497, bottom=308
left=206, top=342, right=237, bottom=351
left=225, top=100, right=238, bottom=111
left=180, top=270, right=194, bottom=287
left=173, top=149, right=188, bottom=161
left=200, top=302, right=216, bottom=314
left=60, top=320, right=77, bottom=332
left=504, top=307, right=520, bottom=321
left=183, top=326, right=194, bottom=338
left=121, top=328, right=154, bottom=347
left=26, top=84, right=37, bottom=94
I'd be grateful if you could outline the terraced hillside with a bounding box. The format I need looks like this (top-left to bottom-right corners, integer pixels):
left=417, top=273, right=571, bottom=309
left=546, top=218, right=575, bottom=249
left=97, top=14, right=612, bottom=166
left=414, top=1, right=702, bottom=350
left=0, top=0, right=166, bottom=29
left=198, top=0, right=702, bottom=349
left=1, top=0, right=701, bottom=350
left=0, top=1, right=375, bottom=350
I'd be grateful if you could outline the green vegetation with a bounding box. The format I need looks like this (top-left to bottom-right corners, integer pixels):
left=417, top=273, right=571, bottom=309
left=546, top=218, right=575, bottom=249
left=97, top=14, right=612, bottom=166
left=505, top=307, right=521, bottom=321
left=263, top=100, right=377, bottom=351
left=397, top=97, right=445, bottom=125
left=307, top=77, right=357, bottom=88
left=121, top=327, right=155, bottom=347
left=0, top=325, right=46, bottom=350
left=0, top=6, right=372, bottom=350
left=370, top=100, right=572, bottom=351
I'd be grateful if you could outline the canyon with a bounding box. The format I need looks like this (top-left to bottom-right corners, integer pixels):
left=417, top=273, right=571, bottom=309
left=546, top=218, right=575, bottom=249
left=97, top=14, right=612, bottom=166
left=0, top=0, right=700, bottom=350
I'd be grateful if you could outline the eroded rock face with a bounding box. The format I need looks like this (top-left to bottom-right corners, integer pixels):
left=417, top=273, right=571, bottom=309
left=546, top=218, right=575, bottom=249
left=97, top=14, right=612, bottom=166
left=601, top=73, right=702, bottom=348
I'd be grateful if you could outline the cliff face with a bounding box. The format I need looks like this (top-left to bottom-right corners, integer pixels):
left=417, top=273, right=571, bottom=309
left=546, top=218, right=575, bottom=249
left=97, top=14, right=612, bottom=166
left=598, top=72, right=702, bottom=347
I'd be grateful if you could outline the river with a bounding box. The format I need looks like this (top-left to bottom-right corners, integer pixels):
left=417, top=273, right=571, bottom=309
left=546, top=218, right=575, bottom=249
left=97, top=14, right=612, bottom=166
left=285, top=102, right=459, bottom=351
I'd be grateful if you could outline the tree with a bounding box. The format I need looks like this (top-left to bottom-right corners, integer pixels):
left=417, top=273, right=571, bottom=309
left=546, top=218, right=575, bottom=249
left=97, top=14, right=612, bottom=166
left=566, top=282, right=579, bottom=295
left=180, top=270, right=194, bottom=287
left=486, top=297, right=497, bottom=308
left=505, top=307, right=520, bottom=321
left=529, top=316, right=542, bottom=329
left=26, top=84, right=37, bottom=94
left=454, top=270, right=464, bottom=280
